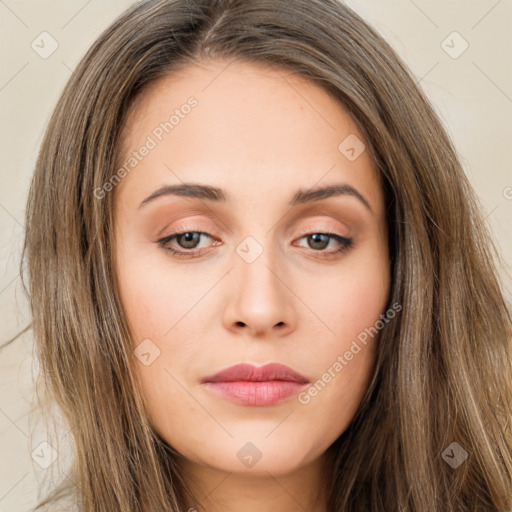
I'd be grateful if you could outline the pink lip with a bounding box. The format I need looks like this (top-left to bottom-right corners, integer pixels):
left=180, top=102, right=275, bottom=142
left=201, top=363, right=310, bottom=406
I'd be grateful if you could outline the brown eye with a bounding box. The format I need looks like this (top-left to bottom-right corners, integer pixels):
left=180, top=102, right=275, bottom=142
left=175, top=232, right=201, bottom=249
left=157, top=230, right=215, bottom=258
left=306, top=233, right=330, bottom=250
left=296, top=232, right=354, bottom=256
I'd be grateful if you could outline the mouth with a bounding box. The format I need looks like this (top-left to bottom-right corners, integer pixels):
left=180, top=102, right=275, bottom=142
left=201, top=362, right=310, bottom=406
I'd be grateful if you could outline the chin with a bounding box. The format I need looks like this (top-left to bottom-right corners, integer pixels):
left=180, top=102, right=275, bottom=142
left=182, top=434, right=322, bottom=476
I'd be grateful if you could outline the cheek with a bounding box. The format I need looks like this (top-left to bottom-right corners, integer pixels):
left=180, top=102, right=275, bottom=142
left=311, top=238, right=390, bottom=347
left=296, top=237, right=389, bottom=416
left=116, top=249, right=203, bottom=340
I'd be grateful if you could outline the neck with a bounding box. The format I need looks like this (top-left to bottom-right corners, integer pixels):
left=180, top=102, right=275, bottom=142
left=180, top=454, right=329, bottom=512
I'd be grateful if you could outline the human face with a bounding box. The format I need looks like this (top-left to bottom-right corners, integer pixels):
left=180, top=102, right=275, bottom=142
left=113, top=59, right=390, bottom=478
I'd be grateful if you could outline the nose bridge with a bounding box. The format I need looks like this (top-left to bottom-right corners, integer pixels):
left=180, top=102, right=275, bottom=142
left=235, top=230, right=282, bottom=302
left=224, top=226, right=295, bottom=335
left=232, top=202, right=280, bottom=278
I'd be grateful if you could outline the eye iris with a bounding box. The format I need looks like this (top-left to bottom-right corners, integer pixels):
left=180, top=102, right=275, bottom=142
left=308, top=233, right=329, bottom=250
left=178, top=232, right=200, bottom=249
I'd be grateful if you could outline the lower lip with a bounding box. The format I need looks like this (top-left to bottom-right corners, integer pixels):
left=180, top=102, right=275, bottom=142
left=203, top=380, right=308, bottom=406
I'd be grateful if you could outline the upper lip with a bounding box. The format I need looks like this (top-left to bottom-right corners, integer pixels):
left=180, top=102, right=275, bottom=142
left=201, top=363, right=310, bottom=384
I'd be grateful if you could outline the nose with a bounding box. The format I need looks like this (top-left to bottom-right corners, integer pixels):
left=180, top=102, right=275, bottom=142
left=222, top=242, right=297, bottom=338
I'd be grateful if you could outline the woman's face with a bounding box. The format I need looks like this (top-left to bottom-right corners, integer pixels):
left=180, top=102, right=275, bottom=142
left=114, top=59, right=390, bottom=478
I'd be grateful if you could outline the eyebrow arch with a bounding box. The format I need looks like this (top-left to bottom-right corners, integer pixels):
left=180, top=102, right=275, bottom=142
left=139, top=182, right=374, bottom=214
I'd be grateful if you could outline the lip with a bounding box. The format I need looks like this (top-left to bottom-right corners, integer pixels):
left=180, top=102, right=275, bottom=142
left=201, top=363, right=310, bottom=406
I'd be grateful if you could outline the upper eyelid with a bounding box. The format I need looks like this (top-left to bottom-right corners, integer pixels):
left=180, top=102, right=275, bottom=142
left=160, top=226, right=348, bottom=240
left=162, top=216, right=350, bottom=237
left=155, top=206, right=354, bottom=238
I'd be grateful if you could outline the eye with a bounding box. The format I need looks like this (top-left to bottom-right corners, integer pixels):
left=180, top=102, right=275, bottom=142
left=157, top=227, right=216, bottom=259
left=294, top=231, right=354, bottom=258
left=156, top=228, right=354, bottom=259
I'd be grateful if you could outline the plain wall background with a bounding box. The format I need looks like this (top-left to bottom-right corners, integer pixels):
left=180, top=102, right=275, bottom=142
left=0, top=1, right=511, bottom=510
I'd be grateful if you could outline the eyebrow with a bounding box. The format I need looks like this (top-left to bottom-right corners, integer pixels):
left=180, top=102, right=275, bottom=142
left=139, top=182, right=374, bottom=214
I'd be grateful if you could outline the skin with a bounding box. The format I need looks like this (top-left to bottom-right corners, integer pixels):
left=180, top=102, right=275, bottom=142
left=113, top=58, right=390, bottom=512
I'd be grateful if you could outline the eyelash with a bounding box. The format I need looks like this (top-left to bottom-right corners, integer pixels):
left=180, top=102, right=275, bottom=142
left=157, top=226, right=354, bottom=260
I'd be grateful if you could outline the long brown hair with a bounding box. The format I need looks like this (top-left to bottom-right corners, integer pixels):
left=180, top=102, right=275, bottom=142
left=5, top=0, right=511, bottom=510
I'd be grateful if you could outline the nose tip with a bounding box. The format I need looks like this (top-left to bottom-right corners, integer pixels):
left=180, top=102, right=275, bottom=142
left=223, top=254, right=296, bottom=338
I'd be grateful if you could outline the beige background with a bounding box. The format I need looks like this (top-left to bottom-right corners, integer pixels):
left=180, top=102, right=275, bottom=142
left=0, top=1, right=511, bottom=510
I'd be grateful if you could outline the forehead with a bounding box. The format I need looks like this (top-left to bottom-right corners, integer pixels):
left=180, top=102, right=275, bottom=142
left=115, top=58, right=383, bottom=216
left=121, top=58, right=360, bottom=149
